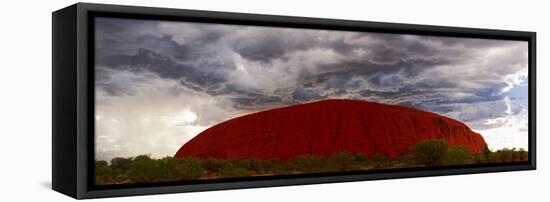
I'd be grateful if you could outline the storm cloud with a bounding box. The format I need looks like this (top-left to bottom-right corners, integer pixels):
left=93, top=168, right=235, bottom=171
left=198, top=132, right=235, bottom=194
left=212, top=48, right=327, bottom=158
left=94, top=17, right=529, bottom=160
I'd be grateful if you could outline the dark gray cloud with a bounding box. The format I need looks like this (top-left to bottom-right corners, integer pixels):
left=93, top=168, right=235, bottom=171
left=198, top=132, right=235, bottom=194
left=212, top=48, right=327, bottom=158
left=95, top=17, right=528, bottom=130
left=230, top=29, right=320, bottom=63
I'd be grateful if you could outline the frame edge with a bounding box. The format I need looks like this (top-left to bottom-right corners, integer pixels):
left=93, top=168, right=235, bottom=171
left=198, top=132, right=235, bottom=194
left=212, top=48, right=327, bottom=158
left=67, top=2, right=537, bottom=199
left=52, top=3, right=79, bottom=199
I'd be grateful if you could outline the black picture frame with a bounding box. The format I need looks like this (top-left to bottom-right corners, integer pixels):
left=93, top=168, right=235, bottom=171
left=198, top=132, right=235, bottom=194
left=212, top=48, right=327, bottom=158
left=52, top=3, right=536, bottom=199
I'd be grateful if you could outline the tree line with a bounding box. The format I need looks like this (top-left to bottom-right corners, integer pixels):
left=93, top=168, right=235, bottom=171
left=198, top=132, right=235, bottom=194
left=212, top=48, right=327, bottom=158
left=95, top=140, right=528, bottom=185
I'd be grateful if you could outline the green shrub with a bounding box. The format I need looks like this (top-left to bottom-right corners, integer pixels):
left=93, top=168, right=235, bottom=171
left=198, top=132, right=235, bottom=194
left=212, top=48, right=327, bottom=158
left=495, top=148, right=510, bottom=162
left=442, top=146, right=472, bottom=165
left=292, top=155, right=329, bottom=172
left=110, top=157, right=133, bottom=171
left=237, top=159, right=271, bottom=174
left=270, top=161, right=293, bottom=175
left=200, top=157, right=226, bottom=173
left=501, top=148, right=515, bottom=161
left=411, top=140, right=448, bottom=166
left=397, top=155, right=416, bottom=167
left=329, top=152, right=357, bottom=171
left=172, top=157, right=206, bottom=180
left=95, top=160, right=112, bottom=184
left=485, top=148, right=529, bottom=163
left=127, top=155, right=158, bottom=183
left=368, top=153, right=390, bottom=168
left=482, top=146, right=491, bottom=163
left=371, top=153, right=387, bottom=161
left=156, top=156, right=177, bottom=179
left=219, top=163, right=249, bottom=178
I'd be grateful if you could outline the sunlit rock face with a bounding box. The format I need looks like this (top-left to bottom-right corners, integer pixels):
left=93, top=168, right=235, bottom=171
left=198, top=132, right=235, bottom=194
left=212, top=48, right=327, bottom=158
left=175, top=99, right=487, bottom=160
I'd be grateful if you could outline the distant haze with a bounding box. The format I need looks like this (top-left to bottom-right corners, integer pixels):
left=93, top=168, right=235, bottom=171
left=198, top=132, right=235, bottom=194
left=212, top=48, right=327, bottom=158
left=95, top=17, right=528, bottom=161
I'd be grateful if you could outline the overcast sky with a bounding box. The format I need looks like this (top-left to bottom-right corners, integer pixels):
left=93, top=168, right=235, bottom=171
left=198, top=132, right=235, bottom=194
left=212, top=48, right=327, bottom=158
left=94, top=17, right=529, bottom=161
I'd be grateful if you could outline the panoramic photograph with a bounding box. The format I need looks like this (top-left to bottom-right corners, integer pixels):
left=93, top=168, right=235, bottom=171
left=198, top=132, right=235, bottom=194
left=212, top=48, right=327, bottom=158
left=94, top=17, right=529, bottom=185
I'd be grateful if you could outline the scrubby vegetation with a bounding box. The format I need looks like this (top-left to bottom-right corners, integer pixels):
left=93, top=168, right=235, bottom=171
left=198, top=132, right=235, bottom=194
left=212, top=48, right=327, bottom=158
left=411, top=139, right=448, bottom=166
left=95, top=140, right=528, bottom=185
left=442, top=146, right=472, bottom=165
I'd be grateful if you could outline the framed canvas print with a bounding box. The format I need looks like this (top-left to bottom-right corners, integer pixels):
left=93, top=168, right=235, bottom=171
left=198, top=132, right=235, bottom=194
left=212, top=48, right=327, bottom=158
left=52, top=3, right=536, bottom=199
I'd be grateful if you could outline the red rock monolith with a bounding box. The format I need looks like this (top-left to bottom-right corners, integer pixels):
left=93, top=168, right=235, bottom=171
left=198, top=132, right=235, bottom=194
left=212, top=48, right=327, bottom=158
left=175, top=99, right=487, bottom=160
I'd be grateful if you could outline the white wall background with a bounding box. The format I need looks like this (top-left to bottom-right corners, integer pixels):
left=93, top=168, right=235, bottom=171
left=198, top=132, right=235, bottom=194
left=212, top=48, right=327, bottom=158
left=0, top=0, right=547, bottom=201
